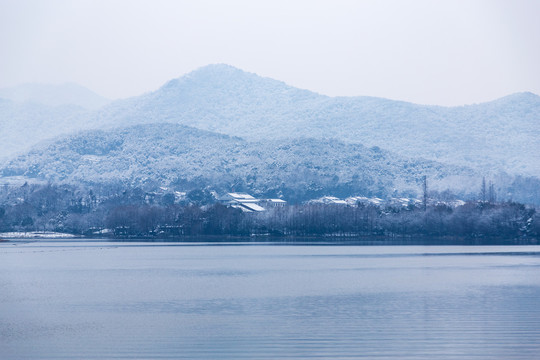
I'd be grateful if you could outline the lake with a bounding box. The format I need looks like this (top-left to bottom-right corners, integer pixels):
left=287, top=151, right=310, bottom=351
left=1, top=240, right=540, bottom=359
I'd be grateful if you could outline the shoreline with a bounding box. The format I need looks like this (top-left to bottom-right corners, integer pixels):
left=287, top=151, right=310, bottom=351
left=1, top=232, right=537, bottom=245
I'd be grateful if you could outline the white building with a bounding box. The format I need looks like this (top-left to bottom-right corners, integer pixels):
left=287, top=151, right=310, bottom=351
left=218, top=192, right=264, bottom=212
left=218, top=192, right=259, bottom=204
left=218, top=193, right=287, bottom=212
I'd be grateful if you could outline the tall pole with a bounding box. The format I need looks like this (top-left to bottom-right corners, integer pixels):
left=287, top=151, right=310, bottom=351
left=422, top=175, right=428, bottom=211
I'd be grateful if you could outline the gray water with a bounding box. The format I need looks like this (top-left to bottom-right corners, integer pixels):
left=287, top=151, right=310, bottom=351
left=1, top=240, right=540, bottom=359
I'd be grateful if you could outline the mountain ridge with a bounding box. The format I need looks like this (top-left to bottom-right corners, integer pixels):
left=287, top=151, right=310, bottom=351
left=90, top=64, right=539, bottom=176
left=0, top=64, right=538, bottom=181
left=162, top=64, right=540, bottom=106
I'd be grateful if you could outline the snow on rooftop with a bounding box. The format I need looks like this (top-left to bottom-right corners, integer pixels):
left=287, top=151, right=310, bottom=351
left=230, top=204, right=251, bottom=212
left=323, top=196, right=340, bottom=201
left=228, top=192, right=256, bottom=200
left=240, top=203, right=265, bottom=212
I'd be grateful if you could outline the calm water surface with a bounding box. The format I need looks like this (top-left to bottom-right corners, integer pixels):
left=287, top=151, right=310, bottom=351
left=1, top=240, right=539, bottom=359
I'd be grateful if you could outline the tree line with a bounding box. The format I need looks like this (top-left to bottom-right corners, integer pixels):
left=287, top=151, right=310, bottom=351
left=0, top=183, right=538, bottom=242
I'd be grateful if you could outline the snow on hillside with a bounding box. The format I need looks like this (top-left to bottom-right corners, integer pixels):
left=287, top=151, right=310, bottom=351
left=0, top=64, right=538, bottom=202
left=92, top=64, right=540, bottom=177
left=0, top=123, right=510, bottom=203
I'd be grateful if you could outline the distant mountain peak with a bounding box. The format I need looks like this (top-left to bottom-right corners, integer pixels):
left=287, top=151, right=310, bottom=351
left=502, top=91, right=539, bottom=101
left=179, top=63, right=277, bottom=86
left=481, top=91, right=539, bottom=105
left=0, top=82, right=110, bottom=109
left=155, top=63, right=319, bottom=104
left=191, top=63, right=247, bottom=74
left=159, top=64, right=258, bottom=90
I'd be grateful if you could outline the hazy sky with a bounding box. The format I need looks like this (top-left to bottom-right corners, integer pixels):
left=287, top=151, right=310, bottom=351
left=1, top=0, right=539, bottom=105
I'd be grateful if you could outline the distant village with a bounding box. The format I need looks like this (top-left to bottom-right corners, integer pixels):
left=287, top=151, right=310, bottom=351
left=0, top=182, right=537, bottom=241
left=212, top=192, right=465, bottom=212
left=141, top=186, right=468, bottom=213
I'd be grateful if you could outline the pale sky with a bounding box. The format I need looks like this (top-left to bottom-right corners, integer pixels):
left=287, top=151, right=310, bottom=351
left=1, top=0, right=539, bottom=105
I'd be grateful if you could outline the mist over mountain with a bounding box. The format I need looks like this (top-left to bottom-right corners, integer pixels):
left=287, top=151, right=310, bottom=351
left=0, top=98, right=90, bottom=160
left=0, top=83, right=110, bottom=109
left=0, top=83, right=110, bottom=160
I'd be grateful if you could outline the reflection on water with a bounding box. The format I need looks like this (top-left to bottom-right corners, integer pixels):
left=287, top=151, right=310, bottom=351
left=1, top=241, right=540, bottom=359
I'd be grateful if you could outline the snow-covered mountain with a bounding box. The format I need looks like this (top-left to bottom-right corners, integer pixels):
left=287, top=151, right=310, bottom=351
left=4, top=123, right=537, bottom=204
left=1, top=65, right=538, bottom=176
left=0, top=64, right=538, bottom=203
left=93, top=64, right=540, bottom=177
left=0, top=83, right=110, bottom=109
